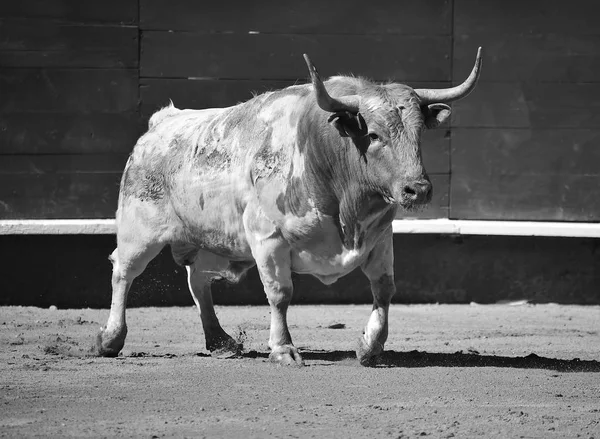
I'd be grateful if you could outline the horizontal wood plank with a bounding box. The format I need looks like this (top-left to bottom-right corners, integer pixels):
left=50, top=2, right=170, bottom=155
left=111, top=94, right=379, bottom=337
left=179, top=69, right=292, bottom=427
left=0, top=154, right=129, bottom=174
left=421, top=130, right=450, bottom=175
left=451, top=83, right=600, bottom=129
left=141, top=32, right=451, bottom=81
left=0, top=175, right=121, bottom=219
left=0, top=0, right=138, bottom=25
left=455, top=33, right=600, bottom=83
left=452, top=129, right=600, bottom=176
left=396, top=174, right=449, bottom=220
left=455, top=0, right=600, bottom=36
left=141, top=0, right=451, bottom=34
left=0, top=19, right=138, bottom=68
left=451, top=174, right=600, bottom=222
left=0, top=69, right=138, bottom=113
left=0, top=113, right=141, bottom=154
left=450, top=129, right=600, bottom=221
left=0, top=155, right=126, bottom=219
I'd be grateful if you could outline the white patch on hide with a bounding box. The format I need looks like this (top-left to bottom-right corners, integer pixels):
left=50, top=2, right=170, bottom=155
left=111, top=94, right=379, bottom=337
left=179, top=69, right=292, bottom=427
left=291, top=149, right=305, bottom=178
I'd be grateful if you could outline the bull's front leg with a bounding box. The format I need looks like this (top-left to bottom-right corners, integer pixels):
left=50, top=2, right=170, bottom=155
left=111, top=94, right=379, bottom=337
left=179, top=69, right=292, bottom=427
left=357, top=227, right=396, bottom=366
left=253, top=237, right=303, bottom=366
left=244, top=203, right=303, bottom=366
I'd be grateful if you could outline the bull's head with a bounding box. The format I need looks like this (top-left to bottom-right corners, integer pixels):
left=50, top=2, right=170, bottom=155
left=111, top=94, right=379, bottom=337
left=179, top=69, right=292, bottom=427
left=303, top=48, right=482, bottom=210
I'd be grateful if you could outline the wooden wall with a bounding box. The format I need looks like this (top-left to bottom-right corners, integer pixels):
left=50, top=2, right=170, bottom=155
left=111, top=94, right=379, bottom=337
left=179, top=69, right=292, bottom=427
left=0, top=0, right=138, bottom=218
left=451, top=0, right=600, bottom=221
left=1, top=0, right=599, bottom=222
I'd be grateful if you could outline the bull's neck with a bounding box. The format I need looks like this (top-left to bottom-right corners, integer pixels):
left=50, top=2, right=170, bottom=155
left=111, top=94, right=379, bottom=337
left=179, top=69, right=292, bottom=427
left=299, top=107, right=389, bottom=249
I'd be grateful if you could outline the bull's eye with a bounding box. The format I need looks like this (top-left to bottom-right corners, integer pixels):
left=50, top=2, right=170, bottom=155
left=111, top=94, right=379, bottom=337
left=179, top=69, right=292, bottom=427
left=368, top=133, right=379, bottom=142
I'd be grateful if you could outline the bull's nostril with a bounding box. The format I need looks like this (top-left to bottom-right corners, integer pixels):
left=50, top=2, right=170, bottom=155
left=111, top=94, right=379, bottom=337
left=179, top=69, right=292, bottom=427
left=403, top=185, right=417, bottom=198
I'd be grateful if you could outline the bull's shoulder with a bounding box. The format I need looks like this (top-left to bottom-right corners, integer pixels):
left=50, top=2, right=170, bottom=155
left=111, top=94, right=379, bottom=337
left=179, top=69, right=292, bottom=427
left=128, top=105, right=230, bottom=163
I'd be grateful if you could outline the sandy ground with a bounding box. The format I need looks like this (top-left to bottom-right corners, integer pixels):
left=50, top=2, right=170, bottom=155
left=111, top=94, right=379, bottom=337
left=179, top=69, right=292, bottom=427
left=1, top=304, right=599, bottom=438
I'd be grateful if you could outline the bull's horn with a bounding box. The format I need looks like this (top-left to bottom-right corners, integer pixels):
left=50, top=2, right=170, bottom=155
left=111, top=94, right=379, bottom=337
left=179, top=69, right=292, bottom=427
left=303, top=53, right=360, bottom=114
left=415, top=47, right=483, bottom=105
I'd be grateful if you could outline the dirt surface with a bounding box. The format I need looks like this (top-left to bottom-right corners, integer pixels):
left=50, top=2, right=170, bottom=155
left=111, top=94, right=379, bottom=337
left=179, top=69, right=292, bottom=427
left=1, top=304, right=599, bottom=438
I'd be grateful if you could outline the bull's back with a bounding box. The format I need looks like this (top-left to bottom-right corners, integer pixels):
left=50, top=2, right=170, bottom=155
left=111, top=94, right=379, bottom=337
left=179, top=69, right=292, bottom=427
left=117, top=89, right=311, bottom=259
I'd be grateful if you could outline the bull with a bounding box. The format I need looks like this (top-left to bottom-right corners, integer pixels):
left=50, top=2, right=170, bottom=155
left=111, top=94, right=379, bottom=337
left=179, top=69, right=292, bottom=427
left=96, top=49, right=482, bottom=366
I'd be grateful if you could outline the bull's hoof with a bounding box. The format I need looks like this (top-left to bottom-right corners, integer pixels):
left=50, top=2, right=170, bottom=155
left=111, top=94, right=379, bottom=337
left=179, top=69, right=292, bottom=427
left=93, top=326, right=127, bottom=357
left=207, top=337, right=242, bottom=359
left=269, top=345, right=304, bottom=367
left=356, top=337, right=384, bottom=367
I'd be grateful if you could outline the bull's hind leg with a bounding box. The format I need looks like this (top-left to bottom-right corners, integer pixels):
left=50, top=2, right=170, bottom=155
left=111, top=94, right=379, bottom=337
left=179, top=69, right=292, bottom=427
left=186, top=252, right=245, bottom=358
left=357, top=227, right=396, bottom=366
left=95, top=205, right=165, bottom=357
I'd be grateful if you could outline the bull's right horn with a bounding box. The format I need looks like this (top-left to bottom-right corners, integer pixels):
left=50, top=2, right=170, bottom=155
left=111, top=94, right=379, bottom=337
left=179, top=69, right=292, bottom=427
left=303, top=54, right=361, bottom=114
left=415, top=47, right=483, bottom=105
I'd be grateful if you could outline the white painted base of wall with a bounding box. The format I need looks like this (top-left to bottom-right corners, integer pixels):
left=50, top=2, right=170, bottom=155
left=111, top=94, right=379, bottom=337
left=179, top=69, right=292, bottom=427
left=391, top=219, right=600, bottom=238
left=0, top=219, right=117, bottom=235
left=1, top=219, right=599, bottom=238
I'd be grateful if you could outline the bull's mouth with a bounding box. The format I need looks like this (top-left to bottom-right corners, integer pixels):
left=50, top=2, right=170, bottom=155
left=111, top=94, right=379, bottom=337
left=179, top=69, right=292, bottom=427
left=379, top=190, right=430, bottom=212
left=398, top=200, right=424, bottom=212
left=397, top=194, right=432, bottom=212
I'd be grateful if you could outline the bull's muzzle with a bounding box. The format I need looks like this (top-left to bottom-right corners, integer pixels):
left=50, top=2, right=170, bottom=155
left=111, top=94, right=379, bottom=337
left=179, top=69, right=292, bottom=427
left=401, top=178, right=432, bottom=206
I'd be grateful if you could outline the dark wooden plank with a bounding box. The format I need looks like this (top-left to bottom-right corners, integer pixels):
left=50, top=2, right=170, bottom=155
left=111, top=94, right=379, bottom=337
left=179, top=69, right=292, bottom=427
left=141, top=0, right=451, bottom=35
left=0, top=155, right=126, bottom=219
left=421, top=130, right=449, bottom=175
left=0, top=113, right=141, bottom=154
left=0, top=154, right=129, bottom=173
left=396, top=174, right=449, bottom=219
left=0, top=173, right=121, bottom=219
left=0, top=154, right=124, bottom=219
left=0, top=0, right=138, bottom=25
left=451, top=173, right=600, bottom=222
left=454, top=33, right=600, bottom=83
left=453, top=129, right=600, bottom=177
left=451, top=83, right=600, bottom=129
left=141, top=32, right=451, bottom=81
left=0, top=69, right=138, bottom=113
left=455, top=0, right=600, bottom=36
left=450, top=129, right=600, bottom=221
left=0, top=19, right=138, bottom=68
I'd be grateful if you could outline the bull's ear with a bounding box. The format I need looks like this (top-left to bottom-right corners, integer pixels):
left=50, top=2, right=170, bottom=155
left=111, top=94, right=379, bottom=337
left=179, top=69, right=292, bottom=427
left=424, top=103, right=451, bottom=129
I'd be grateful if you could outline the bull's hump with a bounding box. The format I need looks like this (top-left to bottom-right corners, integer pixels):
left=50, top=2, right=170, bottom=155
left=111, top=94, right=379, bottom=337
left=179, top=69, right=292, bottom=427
left=149, top=105, right=225, bottom=132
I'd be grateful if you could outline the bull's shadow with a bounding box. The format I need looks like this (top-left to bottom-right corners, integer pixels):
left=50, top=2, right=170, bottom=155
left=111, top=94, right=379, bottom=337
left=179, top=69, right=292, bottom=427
left=241, top=349, right=600, bottom=372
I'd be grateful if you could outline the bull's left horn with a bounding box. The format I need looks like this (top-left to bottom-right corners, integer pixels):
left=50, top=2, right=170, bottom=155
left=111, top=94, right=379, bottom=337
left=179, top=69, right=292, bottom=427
left=303, top=54, right=360, bottom=114
left=415, top=47, right=483, bottom=105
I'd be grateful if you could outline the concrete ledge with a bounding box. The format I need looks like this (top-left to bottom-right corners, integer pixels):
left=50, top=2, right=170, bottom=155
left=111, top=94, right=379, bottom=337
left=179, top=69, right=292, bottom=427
left=2, top=218, right=599, bottom=237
